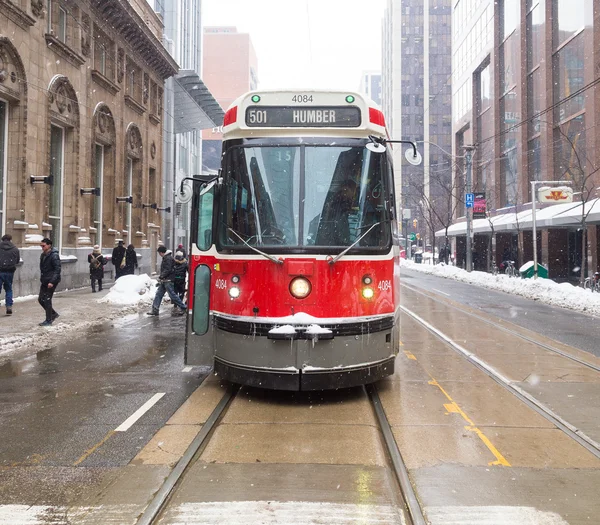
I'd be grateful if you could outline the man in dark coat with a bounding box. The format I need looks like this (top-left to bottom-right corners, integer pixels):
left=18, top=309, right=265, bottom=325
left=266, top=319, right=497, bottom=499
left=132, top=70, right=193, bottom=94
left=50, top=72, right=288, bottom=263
left=38, top=237, right=61, bottom=326
left=147, top=246, right=187, bottom=316
left=0, top=234, right=20, bottom=315
left=112, top=240, right=126, bottom=280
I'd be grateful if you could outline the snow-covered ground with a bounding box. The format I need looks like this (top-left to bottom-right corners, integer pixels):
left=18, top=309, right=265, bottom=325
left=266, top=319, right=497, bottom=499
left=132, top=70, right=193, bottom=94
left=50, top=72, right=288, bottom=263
left=0, top=275, right=160, bottom=360
left=402, top=258, right=600, bottom=317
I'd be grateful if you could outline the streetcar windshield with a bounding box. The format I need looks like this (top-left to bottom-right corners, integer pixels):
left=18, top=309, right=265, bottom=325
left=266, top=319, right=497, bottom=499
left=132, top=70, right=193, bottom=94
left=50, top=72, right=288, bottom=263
left=217, top=141, right=392, bottom=251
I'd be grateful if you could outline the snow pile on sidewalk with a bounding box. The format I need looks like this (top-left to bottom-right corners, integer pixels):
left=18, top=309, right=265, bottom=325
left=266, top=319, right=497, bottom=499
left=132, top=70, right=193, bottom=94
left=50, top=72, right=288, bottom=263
left=402, top=259, right=600, bottom=317
left=99, top=274, right=156, bottom=306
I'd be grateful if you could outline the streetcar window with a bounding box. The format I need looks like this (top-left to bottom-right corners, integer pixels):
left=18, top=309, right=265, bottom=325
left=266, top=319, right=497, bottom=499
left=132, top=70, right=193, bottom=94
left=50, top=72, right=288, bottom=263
left=218, top=143, right=391, bottom=251
left=196, top=184, right=214, bottom=251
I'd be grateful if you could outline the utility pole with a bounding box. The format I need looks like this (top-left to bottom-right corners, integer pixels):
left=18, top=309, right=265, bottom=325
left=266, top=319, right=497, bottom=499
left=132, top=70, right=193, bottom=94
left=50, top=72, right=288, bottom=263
left=465, top=146, right=474, bottom=272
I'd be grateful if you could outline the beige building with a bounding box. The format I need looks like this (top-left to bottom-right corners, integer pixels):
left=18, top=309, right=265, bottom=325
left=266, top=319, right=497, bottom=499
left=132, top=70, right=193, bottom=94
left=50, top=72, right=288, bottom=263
left=201, top=26, right=258, bottom=171
left=0, top=0, right=177, bottom=295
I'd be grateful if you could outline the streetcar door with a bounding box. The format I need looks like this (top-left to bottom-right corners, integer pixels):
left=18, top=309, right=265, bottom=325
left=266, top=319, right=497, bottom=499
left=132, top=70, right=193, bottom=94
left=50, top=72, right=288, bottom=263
left=185, top=180, right=216, bottom=367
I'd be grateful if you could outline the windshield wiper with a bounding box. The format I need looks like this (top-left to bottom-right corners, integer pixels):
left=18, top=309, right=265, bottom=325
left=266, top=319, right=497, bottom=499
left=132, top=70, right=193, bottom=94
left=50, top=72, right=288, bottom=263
left=328, top=221, right=382, bottom=265
left=228, top=228, right=283, bottom=265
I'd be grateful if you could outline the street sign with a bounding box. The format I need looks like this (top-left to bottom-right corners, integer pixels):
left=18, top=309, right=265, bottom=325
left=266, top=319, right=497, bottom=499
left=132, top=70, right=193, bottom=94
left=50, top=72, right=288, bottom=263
left=465, top=193, right=474, bottom=208
left=537, top=185, right=573, bottom=204
left=408, top=233, right=416, bottom=242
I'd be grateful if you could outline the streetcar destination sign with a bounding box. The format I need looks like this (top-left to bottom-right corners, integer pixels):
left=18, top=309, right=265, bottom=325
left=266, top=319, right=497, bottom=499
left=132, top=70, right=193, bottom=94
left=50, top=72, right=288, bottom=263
left=245, top=106, right=362, bottom=127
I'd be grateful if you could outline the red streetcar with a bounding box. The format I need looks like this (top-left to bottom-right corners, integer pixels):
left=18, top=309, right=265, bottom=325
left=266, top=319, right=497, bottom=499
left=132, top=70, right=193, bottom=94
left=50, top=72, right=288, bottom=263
left=181, top=89, right=420, bottom=390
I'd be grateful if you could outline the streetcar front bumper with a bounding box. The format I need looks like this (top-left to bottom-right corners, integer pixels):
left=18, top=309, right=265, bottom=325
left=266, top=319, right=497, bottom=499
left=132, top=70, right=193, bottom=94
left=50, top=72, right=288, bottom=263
left=214, top=355, right=396, bottom=391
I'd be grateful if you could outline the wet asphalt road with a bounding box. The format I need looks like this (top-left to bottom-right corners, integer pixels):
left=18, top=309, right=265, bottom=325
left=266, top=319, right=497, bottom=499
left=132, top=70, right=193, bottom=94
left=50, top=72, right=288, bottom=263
left=401, top=267, right=600, bottom=358
left=0, top=312, right=207, bottom=468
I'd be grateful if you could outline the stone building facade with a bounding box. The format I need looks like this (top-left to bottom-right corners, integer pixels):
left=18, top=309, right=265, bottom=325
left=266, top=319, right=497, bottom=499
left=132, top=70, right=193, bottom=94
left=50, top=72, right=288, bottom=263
left=0, top=0, right=177, bottom=296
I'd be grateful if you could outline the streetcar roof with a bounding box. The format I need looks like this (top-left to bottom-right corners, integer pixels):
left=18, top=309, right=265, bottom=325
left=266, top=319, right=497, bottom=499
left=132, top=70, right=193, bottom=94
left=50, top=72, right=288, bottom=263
left=222, top=89, right=388, bottom=140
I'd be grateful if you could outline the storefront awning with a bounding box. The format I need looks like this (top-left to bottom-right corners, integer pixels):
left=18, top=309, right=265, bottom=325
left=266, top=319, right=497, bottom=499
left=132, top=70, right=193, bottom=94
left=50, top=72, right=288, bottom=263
left=173, top=70, right=224, bottom=134
left=435, top=199, right=600, bottom=238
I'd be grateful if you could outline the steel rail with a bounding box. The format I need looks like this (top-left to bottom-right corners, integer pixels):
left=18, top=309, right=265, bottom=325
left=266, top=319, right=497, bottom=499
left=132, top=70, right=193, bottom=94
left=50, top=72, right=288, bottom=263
left=401, top=304, right=600, bottom=459
left=136, top=384, right=238, bottom=525
left=402, top=282, right=600, bottom=373
left=365, top=383, right=427, bottom=525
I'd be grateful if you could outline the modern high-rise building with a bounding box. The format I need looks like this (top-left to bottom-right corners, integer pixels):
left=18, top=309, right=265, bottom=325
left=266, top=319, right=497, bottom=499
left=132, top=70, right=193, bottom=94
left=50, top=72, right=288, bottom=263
left=359, top=71, right=382, bottom=106
left=148, top=0, right=223, bottom=253
left=382, top=0, right=453, bottom=247
left=202, top=27, right=259, bottom=172
left=447, top=0, right=600, bottom=280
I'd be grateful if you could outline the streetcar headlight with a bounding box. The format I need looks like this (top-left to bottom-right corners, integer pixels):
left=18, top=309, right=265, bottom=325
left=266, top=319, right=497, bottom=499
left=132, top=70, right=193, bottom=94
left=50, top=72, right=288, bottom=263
left=231, top=275, right=240, bottom=283
left=362, top=287, right=374, bottom=299
left=362, top=274, right=373, bottom=285
left=228, top=286, right=240, bottom=299
left=289, top=277, right=312, bottom=299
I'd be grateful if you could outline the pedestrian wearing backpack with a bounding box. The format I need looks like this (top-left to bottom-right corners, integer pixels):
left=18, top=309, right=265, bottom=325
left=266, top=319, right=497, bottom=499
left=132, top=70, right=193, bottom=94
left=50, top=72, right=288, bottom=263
left=0, top=234, right=20, bottom=315
left=88, top=245, right=106, bottom=293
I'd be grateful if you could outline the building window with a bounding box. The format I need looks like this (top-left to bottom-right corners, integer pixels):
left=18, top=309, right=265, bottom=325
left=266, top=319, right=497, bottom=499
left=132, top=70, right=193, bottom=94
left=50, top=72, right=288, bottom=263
left=554, top=33, right=584, bottom=122
left=126, top=157, right=133, bottom=245
left=554, top=115, right=585, bottom=181
left=49, top=125, right=64, bottom=250
left=58, top=6, right=67, bottom=42
left=93, top=144, right=104, bottom=246
left=555, top=0, right=586, bottom=49
left=0, top=100, right=6, bottom=235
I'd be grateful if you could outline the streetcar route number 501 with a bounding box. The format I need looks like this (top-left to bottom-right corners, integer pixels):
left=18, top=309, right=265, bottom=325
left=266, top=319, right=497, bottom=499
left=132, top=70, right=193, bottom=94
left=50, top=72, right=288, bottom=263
left=247, top=109, right=267, bottom=124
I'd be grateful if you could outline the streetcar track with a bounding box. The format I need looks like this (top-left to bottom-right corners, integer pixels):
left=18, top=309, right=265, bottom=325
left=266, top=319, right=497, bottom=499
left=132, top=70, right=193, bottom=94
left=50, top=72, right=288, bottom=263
left=135, top=381, right=424, bottom=525
left=135, top=384, right=239, bottom=525
left=400, top=304, right=600, bottom=459
left=402, top=282, right=600, bottom=373
left=366, top=383, right=427, bottom=525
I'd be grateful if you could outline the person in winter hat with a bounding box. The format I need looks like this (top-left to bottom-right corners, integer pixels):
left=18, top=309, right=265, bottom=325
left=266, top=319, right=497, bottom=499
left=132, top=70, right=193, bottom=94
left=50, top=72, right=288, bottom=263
left=177, top=243, right=187, bottom=258
left=173, top=250, right=188, bottom=301
left=88, top=245, right=106, bottom=292
left=147, top=246, right=187, bottom=316
left=111, top=240, right=126, bottom=280
left=0, top=234, right=20, bottom=315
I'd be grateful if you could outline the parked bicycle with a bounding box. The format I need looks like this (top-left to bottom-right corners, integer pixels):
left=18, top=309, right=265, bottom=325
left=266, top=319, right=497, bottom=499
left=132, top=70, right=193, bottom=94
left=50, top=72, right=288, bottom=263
left=582, top=271, right=600, bottom=292
left=499, top=260, right=517, bottom=277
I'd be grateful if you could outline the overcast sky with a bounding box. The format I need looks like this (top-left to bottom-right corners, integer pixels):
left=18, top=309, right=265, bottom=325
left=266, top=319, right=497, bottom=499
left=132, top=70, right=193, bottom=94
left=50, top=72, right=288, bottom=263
left=202, top=0, right=386, bottom=90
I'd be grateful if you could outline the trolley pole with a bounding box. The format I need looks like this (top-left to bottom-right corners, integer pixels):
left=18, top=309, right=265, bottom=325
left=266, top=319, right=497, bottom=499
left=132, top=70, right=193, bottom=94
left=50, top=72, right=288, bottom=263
left=465, top=147, right=473, bottom=273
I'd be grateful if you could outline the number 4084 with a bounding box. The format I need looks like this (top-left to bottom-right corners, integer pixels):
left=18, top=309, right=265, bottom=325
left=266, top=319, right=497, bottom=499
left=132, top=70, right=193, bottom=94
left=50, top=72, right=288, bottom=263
left=377, top=280, right=392, bottom=291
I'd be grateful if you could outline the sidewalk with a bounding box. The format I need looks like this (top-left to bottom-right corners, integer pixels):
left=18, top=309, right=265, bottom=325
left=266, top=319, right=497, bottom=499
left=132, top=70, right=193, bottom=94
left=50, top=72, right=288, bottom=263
left=0, top=281, right=147, bottom=361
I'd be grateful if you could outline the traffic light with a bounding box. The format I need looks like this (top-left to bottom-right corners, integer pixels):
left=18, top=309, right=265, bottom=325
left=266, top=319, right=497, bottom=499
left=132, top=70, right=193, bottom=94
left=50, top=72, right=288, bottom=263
left=413, top=219, right=417, bottom=228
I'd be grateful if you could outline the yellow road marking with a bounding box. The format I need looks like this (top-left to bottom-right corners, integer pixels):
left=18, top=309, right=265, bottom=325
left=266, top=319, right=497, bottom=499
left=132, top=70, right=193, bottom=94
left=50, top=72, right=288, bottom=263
left=428, top=378, right=510, bottom=467
left=403, top=350, right=416, bottom=360
left=398, top=341, right=404, bottom=347
left=73, top=430, right=116, bottom=466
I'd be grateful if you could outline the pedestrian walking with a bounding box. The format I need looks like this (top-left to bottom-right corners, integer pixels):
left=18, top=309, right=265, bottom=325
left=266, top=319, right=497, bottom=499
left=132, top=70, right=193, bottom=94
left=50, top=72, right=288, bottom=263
left=88, top=245, right=106, bottom=293
left=176, top=243, right=187, bottom=258
left=38, top=237, right=61, bottom=326
left=147, top=246, right=187, bottom=316
left=173, top=250, right=188, bottom=301
left=122, top=244, right=138, bottom=276
left=112, top=240, right=126, bottom=280
left=0, top=234, right=20, bottom=315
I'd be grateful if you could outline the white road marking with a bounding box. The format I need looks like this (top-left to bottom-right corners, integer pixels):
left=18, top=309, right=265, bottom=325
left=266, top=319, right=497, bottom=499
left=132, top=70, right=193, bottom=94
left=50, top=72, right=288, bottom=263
left=425, top=506, right=568, bottom=524
left=167, top=501, right=407, bottom=524
left=182, top=366, right=193, bottom=372
left=432, top=288, right=450, bottom=296
left=114, top=393, right=165, bottom=432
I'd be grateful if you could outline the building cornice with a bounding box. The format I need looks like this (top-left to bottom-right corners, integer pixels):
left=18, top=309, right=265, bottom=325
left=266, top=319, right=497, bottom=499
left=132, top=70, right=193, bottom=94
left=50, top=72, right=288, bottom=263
left=90, top=0, right=178, bottom=79
left=0, top=0, right=36, bottom=30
